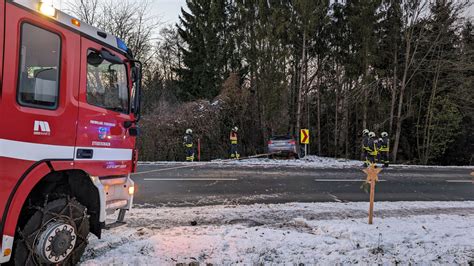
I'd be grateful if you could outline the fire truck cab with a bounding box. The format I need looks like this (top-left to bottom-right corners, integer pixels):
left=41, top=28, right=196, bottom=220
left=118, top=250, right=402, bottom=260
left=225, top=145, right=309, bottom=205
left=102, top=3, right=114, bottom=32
left=0, top=0, right=141, bottom=264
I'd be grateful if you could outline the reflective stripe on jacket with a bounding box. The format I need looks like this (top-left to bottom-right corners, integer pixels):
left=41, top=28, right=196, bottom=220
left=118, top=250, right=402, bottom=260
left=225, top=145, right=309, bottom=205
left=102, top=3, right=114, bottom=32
left=362, top=135, right=369, bottom=151
left=184, top=134, right=193, bottom=147
left=367, top=138, right=378, bottom=156
left=379, top=137, right=390, bottom=152
left=230, top=132, right=238, bottom=144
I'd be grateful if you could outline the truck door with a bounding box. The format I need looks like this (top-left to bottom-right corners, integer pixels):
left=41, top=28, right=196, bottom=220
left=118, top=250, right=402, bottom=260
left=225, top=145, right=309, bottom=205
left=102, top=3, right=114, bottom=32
left=0, top=0, right=4, bottom=83
left=75, top=37, right=135, bottom=176
left=0, top=6, right=80, bottom=172
left=0, top=3, right=80, bottom=222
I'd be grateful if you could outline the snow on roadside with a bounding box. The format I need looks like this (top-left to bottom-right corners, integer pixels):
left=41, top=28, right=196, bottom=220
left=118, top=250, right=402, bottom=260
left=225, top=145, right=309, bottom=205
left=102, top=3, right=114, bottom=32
left=218, top=155, right=361, bottom=168
left=139, top=156, right=473, bottom=169
left=81, top=201, right=474, bottom=265
left=139, top=156, right=362, bottom=169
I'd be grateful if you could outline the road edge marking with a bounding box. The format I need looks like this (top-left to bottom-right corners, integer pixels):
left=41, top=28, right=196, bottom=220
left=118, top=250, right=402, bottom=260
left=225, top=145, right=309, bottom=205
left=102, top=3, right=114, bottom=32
left=143, top=178, right=239, bottom=181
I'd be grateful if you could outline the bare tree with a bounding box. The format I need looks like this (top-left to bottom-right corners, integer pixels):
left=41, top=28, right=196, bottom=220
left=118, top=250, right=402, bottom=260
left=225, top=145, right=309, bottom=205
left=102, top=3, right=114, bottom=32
left=65, top=0, right=100, bottom=25
left=392, top=0, right=430, bottom=162
left=66, top=0, right=160, bottom=64
left=155, top=25, right=183, bottom=81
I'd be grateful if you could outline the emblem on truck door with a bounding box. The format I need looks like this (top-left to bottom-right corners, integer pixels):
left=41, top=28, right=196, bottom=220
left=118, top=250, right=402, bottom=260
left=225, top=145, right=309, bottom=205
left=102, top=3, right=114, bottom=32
left=33, top=121, right=51, bottom=136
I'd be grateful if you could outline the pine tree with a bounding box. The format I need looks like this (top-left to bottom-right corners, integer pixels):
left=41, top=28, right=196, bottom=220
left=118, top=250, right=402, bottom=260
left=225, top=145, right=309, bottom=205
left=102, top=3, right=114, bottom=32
left=176, top=0, right=228, bottom=101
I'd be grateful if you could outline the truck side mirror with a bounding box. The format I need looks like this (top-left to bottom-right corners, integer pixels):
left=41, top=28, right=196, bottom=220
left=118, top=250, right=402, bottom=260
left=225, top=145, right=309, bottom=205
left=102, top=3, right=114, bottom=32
left=87, top=51, right=103, bottom=66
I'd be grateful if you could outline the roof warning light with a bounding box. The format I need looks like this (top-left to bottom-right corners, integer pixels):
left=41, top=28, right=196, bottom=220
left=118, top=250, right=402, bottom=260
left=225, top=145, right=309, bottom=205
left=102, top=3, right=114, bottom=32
left=116, top=37, right=129, bottom=52
left=38, top=1, right=57, bottom=17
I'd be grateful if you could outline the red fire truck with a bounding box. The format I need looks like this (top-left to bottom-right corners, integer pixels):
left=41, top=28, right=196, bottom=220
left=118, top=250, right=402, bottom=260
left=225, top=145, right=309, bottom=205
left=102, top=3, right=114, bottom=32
left=0, top=0, right=142, bottom=264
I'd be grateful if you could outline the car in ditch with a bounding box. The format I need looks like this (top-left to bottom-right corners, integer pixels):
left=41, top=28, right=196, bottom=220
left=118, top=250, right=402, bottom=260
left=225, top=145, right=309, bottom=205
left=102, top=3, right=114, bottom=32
left=267, top=135, right=301, bottom=159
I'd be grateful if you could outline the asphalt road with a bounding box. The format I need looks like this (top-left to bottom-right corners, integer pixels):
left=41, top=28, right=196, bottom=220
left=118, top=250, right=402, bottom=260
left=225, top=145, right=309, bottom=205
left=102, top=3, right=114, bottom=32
left=131, top=163, right=474, bottom=207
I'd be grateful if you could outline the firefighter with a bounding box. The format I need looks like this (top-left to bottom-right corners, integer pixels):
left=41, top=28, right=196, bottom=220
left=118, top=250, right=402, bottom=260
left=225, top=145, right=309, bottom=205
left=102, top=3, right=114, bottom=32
left=230, top=127, right=240, bottom=159
left=183, top=129, right=194, bottom=162
left=379, top=132, right=390, bottom=167
left=362, top=129, right=370, bottom=167
left=367, top=131, right=378, bottom=165
left=377, top=137, right=383, bottom=163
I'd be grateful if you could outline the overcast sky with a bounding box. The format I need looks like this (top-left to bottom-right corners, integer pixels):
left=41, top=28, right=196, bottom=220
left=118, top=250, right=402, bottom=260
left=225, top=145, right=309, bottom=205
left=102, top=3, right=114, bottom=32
left=54, top=0, right=472, bottom=28
left=54, top=0, right=187, bottom=26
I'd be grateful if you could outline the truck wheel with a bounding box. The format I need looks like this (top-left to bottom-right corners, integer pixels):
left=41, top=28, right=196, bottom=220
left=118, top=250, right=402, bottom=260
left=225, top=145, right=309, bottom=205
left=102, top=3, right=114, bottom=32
left=14, top=197, right=90, bottom=266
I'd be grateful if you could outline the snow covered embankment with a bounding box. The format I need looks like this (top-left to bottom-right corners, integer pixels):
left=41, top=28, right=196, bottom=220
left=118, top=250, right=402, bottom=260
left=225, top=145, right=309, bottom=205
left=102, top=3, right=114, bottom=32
left=139, top=155, right=362, bottom=169
left=81, top=201, right=474, bottom=265
left=140, top=155, right=473, bottom=169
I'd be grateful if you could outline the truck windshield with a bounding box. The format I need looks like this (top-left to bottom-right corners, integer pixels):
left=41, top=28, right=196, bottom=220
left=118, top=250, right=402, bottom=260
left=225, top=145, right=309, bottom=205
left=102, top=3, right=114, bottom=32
left=86, top=50, right=129, bottom=113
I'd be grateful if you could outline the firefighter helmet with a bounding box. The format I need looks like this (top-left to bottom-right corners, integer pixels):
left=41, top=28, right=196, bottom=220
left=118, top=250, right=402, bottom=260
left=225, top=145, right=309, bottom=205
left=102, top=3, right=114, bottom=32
left=381, top=132, right=388, bottom=137
left=233, top=127, right=238, bottom=132
left=363, top=129, right=369, bottom=135
left=186, top=129, right=192, bottom=134
left=369, top=132, right=376, bottom=138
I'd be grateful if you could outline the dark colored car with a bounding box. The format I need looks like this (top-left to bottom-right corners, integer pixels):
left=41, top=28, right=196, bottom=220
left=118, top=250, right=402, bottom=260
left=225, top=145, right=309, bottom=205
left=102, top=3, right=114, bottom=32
left=267, top=135, right=300, bottom=159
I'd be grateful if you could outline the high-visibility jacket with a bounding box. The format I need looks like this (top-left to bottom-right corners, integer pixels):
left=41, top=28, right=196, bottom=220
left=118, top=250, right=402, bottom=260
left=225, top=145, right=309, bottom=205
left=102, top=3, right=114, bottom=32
left=230, top=132, right=238, bottom=145
left=367, top=137, right=378, bottom=156
left=184, top=134, right=193, bottom=148
left=362, top=135, right=369, bottom=151
left=379, top=137, right=390, bottom=152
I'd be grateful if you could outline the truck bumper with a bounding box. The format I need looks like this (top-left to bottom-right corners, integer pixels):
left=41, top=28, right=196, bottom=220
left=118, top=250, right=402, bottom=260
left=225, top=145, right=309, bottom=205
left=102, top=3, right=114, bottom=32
left=89, top=175, right=134, bottom=223
left=0, top=235, right=14, bottom=264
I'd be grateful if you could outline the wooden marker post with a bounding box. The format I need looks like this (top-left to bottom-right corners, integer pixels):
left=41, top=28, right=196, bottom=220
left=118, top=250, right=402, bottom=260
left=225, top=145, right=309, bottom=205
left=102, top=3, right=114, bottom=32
left=197, top=138, right=201, bottom=162
left=363, top=164, right=382, bottom=224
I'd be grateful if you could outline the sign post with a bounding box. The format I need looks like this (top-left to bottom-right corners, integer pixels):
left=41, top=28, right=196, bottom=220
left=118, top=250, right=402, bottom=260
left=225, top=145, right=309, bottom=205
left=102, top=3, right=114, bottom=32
left=300, top=129, right=309, bottom=157
left=363, top=164, right=382, bottom=224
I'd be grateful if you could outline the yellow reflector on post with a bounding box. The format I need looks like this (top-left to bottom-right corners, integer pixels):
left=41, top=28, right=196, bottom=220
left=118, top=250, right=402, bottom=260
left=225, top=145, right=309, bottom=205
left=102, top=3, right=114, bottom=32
left=38, top=2, right=57, bottom=17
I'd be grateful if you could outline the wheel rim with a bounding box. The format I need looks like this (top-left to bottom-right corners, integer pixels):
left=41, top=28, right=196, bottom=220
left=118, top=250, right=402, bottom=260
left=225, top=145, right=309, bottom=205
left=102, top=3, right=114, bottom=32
left=35, top=221, right=77, bottom=264
left=14, top=198, right=89, bottom=266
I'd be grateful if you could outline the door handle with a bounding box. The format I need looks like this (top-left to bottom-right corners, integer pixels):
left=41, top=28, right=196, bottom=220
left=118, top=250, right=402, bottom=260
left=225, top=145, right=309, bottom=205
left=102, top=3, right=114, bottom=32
left=77, top=149, right=94, bottom=159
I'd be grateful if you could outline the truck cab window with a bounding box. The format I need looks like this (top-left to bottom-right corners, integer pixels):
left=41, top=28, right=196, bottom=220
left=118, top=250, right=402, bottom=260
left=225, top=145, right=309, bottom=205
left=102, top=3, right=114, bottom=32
left=17, top=23, right=61, bottom=109
left=86, top=50, right=129, bottom=113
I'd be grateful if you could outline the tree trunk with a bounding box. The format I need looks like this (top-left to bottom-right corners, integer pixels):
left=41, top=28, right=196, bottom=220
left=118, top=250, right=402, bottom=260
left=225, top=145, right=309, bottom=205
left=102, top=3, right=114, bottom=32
left=393, top=37, right=412, bottom=163
left=316, top=74, right=322, bottom=156
left=421, top=50, right=441, bottom=164
left=389, top=51, right=398, bottom=134
left=344, top=81, right=350, bottom=158
left=296, top=31, right=307, bottom=136
left=334, top=62, right=340, bottom=158
left=362, top=45, right=369, bottom=131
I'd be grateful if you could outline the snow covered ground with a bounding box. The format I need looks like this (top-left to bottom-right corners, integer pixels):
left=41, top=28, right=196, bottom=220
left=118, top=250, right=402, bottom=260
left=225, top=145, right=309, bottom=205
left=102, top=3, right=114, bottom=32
left=80, top=201, right=474, bottom=265
left=139, top=155, right=473, bottom=169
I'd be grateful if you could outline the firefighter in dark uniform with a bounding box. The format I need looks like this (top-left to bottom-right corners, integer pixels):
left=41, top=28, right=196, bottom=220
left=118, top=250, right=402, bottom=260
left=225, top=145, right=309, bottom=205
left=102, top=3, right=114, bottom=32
left=362, top=129, right=370, bottom=167
left=183, top=129, right=194, bottom=162
left=367, top=131, right=378, bottom=165
left=230, top=127, right=240, bottom=159
left=379, top=132, right=390, bottom=167
left=377, top=137, right=383, bottom=163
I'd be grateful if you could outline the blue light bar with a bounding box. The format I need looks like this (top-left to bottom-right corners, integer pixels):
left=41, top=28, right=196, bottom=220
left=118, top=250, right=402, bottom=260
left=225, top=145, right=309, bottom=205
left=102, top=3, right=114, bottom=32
left=116, top=37, right=129, bottom=52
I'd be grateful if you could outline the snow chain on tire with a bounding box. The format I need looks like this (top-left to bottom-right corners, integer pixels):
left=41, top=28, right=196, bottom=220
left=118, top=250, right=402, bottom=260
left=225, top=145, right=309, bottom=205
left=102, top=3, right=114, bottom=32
left=13, top=195, right=90, bottom=266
